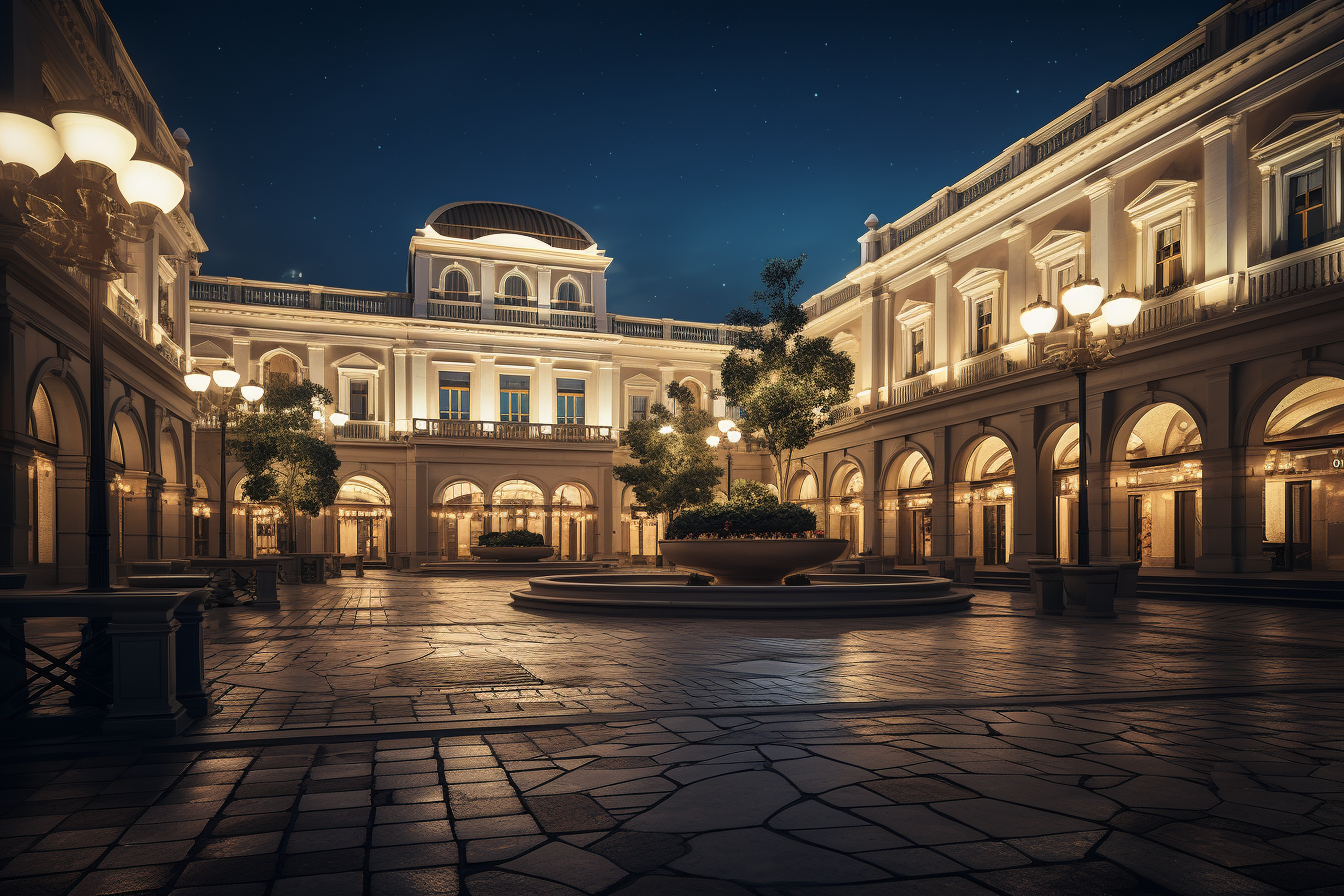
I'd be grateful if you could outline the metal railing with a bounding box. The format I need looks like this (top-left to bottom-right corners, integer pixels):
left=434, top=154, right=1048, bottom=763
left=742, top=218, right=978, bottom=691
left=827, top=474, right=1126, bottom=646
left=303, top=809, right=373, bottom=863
left=891, top=373, right=933, bottom=406
left=112, top=285, right=143, bottom=336
left=1246, top=236, right=1344, bottom=305
left=1132, top=293, right=1197, bottom=339
left=427, top=299, right=482, bottom=322
left=322, top=293, right=412, bottom=317
left=955, top=349, right=1013, bottom=388
left=412, top=419, right=614, bottom=442
left=610, top=317, right=664, bottom=339
left=1119, top=43, right=1209, bottom=113
left=241, top=285, right=309, bottom=308
left=671, top=324, right=721, bottom=343
left=335, top=421, right=390, bottom=441
left=548, top=311, right=597, bottom=331
left=805, top=283, right=862, bottom=320
left=495, top=306, right=538, bottom=325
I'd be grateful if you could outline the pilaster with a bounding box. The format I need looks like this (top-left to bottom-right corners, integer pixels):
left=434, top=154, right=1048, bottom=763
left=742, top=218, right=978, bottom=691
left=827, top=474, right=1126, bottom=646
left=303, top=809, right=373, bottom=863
left=479, top=262, right=497, bottom=322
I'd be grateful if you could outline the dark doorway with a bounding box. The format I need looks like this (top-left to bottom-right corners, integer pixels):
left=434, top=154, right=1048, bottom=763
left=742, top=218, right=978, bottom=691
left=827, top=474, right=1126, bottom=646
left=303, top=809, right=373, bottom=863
left=982, top=504, right=1007, bottom=566
left=1175, top=490, right=1197, bottom=568
left=1286, top=480, right=1312, bottom=570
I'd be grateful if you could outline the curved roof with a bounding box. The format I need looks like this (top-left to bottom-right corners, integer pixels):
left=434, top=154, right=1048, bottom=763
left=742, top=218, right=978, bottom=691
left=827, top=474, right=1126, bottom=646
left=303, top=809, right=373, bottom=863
left=425, top=201, right=595, bottom=250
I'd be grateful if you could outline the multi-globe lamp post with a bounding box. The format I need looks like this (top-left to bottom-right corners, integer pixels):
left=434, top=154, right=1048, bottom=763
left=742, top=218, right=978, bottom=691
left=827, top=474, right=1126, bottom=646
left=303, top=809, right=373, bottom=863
left=706, top=419, right=742, bottom=500
left=1, top=107, right=186, bottom=590
left=1019, top=276, right=1142, bottom=568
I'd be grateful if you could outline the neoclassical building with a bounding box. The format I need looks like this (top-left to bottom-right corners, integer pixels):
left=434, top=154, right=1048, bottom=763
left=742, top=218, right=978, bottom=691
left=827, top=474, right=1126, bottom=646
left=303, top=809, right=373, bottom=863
left=790, top=0, right=1344, bottom=575
left=187, top=202, right=760, bottom=566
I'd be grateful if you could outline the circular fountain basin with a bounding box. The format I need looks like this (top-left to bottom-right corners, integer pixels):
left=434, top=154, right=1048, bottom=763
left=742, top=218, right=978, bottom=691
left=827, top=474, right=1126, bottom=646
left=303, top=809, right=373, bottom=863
left=658, top=538, right=850, bottom=585
left=470, top=546, right=555, bottom=562
left=511, top=573, right=972, bottom=617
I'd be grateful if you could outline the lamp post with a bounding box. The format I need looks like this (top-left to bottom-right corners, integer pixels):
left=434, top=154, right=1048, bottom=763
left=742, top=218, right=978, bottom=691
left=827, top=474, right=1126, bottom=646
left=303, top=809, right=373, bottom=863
left=1019, top=278, right=1141, bottom=566
left=706, top=419, right=743, bottom=500
left=185, top=368, right=264, bottom=558
left=2, top=107, right=185, bottom=590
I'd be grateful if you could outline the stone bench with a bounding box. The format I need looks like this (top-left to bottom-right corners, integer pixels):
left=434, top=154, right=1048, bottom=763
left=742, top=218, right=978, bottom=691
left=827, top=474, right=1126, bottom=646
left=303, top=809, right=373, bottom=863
left=184, top=561, right=281, bottom=608
left=0, top=591, right=202, bottom=735
left=129, top=560, right=192, bottom=575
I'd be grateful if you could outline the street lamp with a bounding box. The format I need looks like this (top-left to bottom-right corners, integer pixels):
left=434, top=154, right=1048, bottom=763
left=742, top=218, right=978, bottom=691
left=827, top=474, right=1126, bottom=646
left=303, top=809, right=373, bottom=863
left=707, top=419, right=743, bottom=500
left=2, top=107, right=185, bottom=590
left=1020, top=280, right=1141, bottom=566
left=185, top=367, right=261, bottom=559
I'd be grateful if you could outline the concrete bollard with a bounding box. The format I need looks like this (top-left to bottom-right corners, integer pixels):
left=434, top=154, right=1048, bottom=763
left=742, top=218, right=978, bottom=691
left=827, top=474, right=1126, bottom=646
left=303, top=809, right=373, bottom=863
left=354, top=554, right=365, bottom=577
left=254, top=565, right=280, bottom=608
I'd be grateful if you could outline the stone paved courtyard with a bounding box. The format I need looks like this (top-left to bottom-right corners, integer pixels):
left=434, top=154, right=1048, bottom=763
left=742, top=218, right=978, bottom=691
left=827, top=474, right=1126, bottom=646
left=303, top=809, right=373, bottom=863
left=2, top=571, right=1342, bottom=895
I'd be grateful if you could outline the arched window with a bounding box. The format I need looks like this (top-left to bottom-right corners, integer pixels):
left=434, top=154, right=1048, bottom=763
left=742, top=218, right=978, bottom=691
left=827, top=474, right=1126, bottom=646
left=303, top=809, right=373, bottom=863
left=555, top=281, right=582, bottom=310
left=1124, top=404, right=1201, bottom=460
left=110, top=423, right=125, bottom=467
left=501, top=276, right=530, bottom=307
left=443, top=269, right=471, bottom=302
left=1265, top=377, right=1344, bottom=441
left=264, top=353, right=300, bottom=385
left=29, top=385, right=57, bottom=444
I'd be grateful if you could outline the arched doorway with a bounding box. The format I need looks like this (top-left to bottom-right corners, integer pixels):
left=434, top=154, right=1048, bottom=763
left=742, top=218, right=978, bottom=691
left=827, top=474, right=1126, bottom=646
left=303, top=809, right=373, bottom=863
left=882, top=451, right=932, bottom=565
left=1119, top=403, right=1202, bottom=568
left=620, top=486, right=662, bottom=564
left=27, top=385, right=58, bottom=566
left=1052, top=424, right=1080, bottom=563
left=335, top=475, right=391, bottom=562
left=492, top=480, right=544, bottom=535
left=435, top=481, right=485, bottom=560
left=552, top=483, right=595, bottom=560
left=788, top=469, right=823, bottom=523
left=232, top=479, right=286, bottom=558
left=829, top=466, right=865, bottom=557
left=109, top=415, right=148, bottom=563
left=956, top=436, right=1015, bottom=566
left=1262, top=377, right=1344, bottom=571
left=192, top=474, right=212, bottom=556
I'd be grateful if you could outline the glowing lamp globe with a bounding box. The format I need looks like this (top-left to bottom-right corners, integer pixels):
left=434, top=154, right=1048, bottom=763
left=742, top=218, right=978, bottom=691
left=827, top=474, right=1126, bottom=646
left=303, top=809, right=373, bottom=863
left=717, top=419, right=734, bottom=433
left=0, top=112, right=64, bottom=176
left=212, top=366, right=241, bottom=389
left=726, top=429, right=742, bottom=443
left=1101, top=284, right=1142, bottom=328
left=1019, top=296, right=1059, bottom=336
left=706, top=434, right=720, bottom=448
left=184, top=370, right=211, bottom=393
left=239, top=382, right=265, bottom=403
left=329, top=411, right=350, bottom=427
left=116, top=159, right=184, bottom=212
left=1061, top=276, right=1105, bottom=319
left=50, top=111, right=136, bottom=173
left=658, top=424, right=674, bottom=434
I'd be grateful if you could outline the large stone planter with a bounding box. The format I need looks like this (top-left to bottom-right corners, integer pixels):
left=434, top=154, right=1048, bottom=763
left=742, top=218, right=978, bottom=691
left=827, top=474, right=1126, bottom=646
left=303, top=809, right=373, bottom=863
left=657, top=538, right=849, bottom=586
left=470, top=546, right=555, bottom=563
left=1061, top=564, right=1119, bottom=619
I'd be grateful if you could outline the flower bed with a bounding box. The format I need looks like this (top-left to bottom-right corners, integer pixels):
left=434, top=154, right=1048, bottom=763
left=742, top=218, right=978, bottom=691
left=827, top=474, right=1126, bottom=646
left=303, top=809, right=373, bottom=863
left=665, top=500, right=817, bottom=540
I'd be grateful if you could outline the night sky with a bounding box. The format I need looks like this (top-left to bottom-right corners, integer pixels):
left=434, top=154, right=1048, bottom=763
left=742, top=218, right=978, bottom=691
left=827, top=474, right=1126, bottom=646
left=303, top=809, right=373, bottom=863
left=108, top=1, right=1217, bottom=323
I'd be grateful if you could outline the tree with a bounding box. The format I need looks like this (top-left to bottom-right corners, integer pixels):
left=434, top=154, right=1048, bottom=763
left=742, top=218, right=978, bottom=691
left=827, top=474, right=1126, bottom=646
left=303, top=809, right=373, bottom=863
left=228, top=377, right=341, bottom=554
left=614, top=382, right=723, bottom=518
left=720, top=255, right=856, bottom=491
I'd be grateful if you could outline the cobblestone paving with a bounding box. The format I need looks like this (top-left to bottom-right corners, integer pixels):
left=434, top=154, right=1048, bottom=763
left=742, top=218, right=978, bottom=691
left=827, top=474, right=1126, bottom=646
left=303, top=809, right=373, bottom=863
left=2, top=572, right=1341, bottom=894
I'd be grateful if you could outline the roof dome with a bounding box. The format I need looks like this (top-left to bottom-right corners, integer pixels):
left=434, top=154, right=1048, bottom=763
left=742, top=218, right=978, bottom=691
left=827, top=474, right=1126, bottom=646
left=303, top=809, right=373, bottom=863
left=425, top=201, right=595, bottom=250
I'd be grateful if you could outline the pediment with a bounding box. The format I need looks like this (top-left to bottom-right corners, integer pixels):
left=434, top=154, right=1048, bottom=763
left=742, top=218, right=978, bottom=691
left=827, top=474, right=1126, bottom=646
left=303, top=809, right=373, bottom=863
left=331, top=352, right=382, bottom=371
left=953, top=267, right=1005, bottom=297
left=1124, top=180, right=1198, bottom=220
left=1029, top=230, right=1086, bottom=262
left=623, top=373, right=660, bottom=388
left=189, top=339, right=230, bottom=360
left=1251, top=111, right=1344, bottom=158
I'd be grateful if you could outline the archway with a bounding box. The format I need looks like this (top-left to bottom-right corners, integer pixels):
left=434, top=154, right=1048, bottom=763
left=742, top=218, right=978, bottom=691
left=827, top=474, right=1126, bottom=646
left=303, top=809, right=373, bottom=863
left=1051, top=424, right=1080, bottom=563
left=336, top=474, right=391, bottom=562
left=27, top=385, right=58, bottom=565
left=436, top=480, right=485, bottom=560
left=192, top=474, right=213, bottom=556
left=492, top=479, right=544, bottom=536
left=829, top=464, right=865, bottom=557
left=110, top=412, right=149, bottom=563
left=553, top=483, right=595, bottom=560
left=1261, top=377, right=1344, bottom=571
left=232, top=477, right=286, bottom=558
left=788, top=468, right=823, bottom=527
left=955, top=436, right=1015, bottom=566
left=620, top=485, right=661, bottom=564
left=881, top=450, right=932, bottom=565
left=1118, top=403, right=1203, bottom=568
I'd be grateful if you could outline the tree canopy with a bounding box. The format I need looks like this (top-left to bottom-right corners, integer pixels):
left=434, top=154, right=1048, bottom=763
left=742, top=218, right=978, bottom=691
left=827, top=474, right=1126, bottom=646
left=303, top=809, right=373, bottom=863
left=614, top=382, right=723, bottom=518
left=227, top=377, right=341, bottom=553
left=720, top=255, right=855, bottom=490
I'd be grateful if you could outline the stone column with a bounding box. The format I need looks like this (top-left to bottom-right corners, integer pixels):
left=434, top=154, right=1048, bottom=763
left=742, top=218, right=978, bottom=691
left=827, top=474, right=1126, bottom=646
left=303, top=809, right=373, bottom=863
left=412, top=252, right=431, bottom=318
left=479, top=262, right=497, bottom=322
left=102, top=595, right=190, bottom=737
left=1198, top=115, right=1246, bottom=308
left=859, top=296, right=875, bottom=410
left=536, top=358, right=554, bottom=424
left=597, top=362, right=618, bottom=428
left=306, top=345, right=327, bottom=394
left=929, top=428, right=954, bottom=564
left=232, top=338, right=251, bottom=384
left=1083, top=179, right=1117, bottom=295
left=1013, top=408, right=1043, bottom=567
left=57, top=455, right=88, bottom=586
left=478, top=356, right=497, bottom=421
left=592, top=272, right=609, bottom=332
left=410, top=352, right=428, bottom=422
left=393, top=349, right=408, bottom=430
left=176, top=258, right=191, bottom=361
left=142, top=230, right=160, bottom=338
left=537, top=267, right=552, bottom=326
left=1004, top=224, right=1033, bottom=344
left=931, top=262, right=954, bottom=369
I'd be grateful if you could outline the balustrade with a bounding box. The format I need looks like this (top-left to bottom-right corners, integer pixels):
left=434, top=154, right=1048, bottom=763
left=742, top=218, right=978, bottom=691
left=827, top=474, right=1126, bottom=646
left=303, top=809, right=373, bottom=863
left=548, top=311, right=597, bottom=331
left=334, top=421, right=390, bottom=441
left=955, top=349, right=1012, bottom=388
left=891, top=373, right=933, bottom=406
left=1246, top=236, right=1344, bottom=305
left=412, top=419, right=613, bottom=442
left=427, top=299, right=482, bottom=322
left=322, top=292, right=412, bottom=317
left=1132, top=293, right=1196, bottom=338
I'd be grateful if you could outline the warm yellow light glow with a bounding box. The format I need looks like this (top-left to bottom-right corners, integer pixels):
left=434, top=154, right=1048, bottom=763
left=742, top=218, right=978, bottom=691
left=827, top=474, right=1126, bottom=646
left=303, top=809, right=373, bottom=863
left=116, top=159, right=184, bottom=212
left=717, top=419, right=734, bottom=433
left=329, top=411, right=350, bottom=426
left=726, top=429, right=742, bottom=443
left=706, top=434, right=720, bottom=448
left=1019, top=296, right=1058, bottom=336
left=658, top=424, right=674, bottom=434
left=240, top=382, right=264, bottom=403
left=212, top=366, right=240, bottom=389
left=184, top=370, right=211, bottom=393
left=1061, top=276, right=1104, bottom=318
left=1101, top=284, right=1142, bottom=328
left=50, top=112, right=136, bottom=172
left=0, top=112, right=64, bottom=176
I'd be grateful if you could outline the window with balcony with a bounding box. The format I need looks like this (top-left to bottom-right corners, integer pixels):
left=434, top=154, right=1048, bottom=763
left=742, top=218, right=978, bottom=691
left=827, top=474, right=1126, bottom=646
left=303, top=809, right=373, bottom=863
left=501, top=276, right=531, bottom=307
left=1288, top=168, right=1325, bottom=253
left=974, top=299, right=993, bottom=354
left=1154, top=224, right=1183, bottom=295
left=349, top=380, right=370, bottom=421
left=909, top=325, right=926, bottom=376
left=555, top=281, right=584, bottom=310
left=630, top=395, right=649, bottom=422
left=439, top=371, right=470, bottom=420
left=500, top=375, right=530, bottom=423
left=556, top=378, right=586, bottom=424
left=443, top=269, right=471, bottom=302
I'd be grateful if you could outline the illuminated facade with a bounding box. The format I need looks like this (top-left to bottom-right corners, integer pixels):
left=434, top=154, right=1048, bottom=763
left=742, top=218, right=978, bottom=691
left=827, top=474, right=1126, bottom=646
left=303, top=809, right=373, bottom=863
left=794, top=0, right=1344, bottom=573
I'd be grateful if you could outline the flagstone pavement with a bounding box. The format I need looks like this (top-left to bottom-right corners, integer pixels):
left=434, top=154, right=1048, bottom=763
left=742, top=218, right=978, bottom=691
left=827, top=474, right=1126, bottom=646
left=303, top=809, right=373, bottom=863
left=1, top=570, right=1342, bottom=895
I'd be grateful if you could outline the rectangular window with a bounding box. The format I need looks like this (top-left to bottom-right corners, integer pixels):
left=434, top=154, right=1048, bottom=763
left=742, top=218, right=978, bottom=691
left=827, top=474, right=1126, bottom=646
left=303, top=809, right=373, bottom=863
left=556, top=377, right=586, bottom=425
left=974, top=299, right=993, bottom=354
left=439, top=371, right=470, bottom=420
left=630, top=395, right=649, bottom=422
left=349, top=380, right=369, bottom=421
left=500, top=374, right=530, bottom=423
left=1154, top=224, right=1183, bottom=294
left=1288, top=168, right=1325, bottom=253
left=910, top=326, right=926, bottom=376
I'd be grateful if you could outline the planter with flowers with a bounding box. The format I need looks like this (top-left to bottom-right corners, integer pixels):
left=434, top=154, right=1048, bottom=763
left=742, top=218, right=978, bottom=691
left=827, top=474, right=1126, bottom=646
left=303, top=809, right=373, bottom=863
left=470, top=529, right=554, bottom=563
left=659, top=499, right=848, bottom=585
